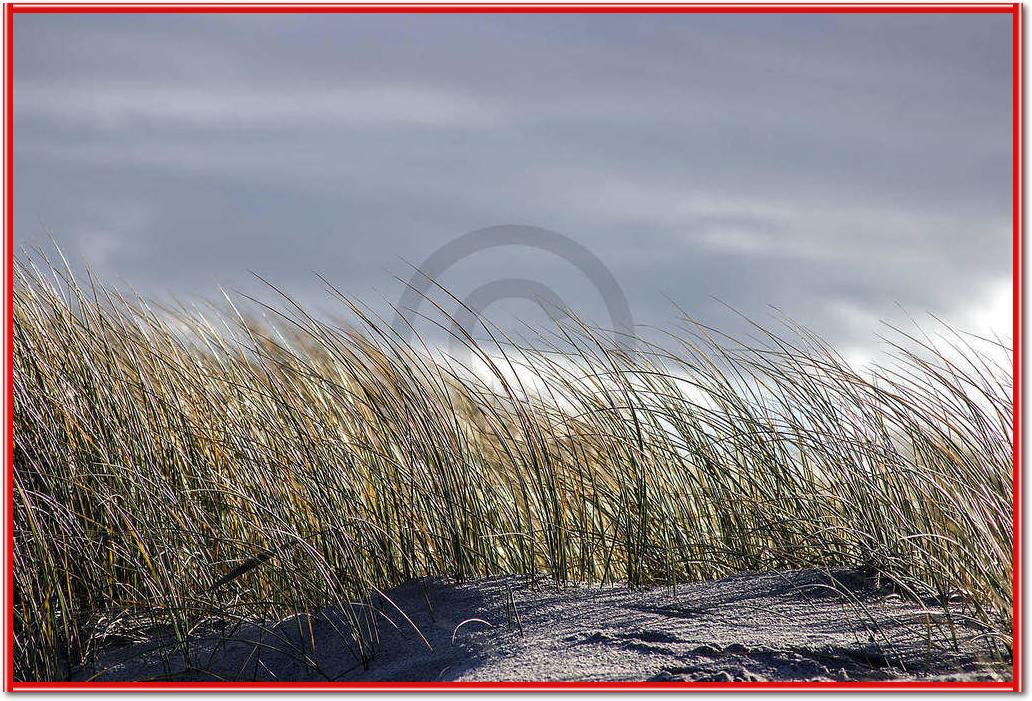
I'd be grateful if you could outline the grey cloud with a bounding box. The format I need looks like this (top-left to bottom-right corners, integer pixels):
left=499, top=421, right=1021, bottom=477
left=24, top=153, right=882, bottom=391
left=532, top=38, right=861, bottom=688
left=16, top=83, right=502, bottom=129
left=13, top=12, right=1014, bottom=353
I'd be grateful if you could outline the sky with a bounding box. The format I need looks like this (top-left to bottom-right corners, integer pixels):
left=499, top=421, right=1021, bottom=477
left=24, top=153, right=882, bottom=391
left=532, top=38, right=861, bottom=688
left=13, top=12, right=1014, bottom=358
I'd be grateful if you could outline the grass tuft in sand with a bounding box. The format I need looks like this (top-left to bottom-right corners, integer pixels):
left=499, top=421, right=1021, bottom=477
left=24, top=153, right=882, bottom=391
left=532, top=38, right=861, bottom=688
left=13, top=254, right=1013, bottom=681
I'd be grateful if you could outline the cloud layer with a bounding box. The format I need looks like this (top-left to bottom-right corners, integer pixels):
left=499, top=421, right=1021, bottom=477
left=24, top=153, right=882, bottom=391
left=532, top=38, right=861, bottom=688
left=14, top=12, right=1014, bottom=352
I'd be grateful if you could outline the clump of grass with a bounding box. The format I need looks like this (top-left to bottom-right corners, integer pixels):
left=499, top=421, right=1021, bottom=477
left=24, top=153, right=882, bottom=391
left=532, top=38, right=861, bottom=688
left=13, top=254, right=1013, bottom=681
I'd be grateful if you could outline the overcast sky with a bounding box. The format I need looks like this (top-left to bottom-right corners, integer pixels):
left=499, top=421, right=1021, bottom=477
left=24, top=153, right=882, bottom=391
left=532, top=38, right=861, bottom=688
left=14, top=12, right=1014, bottom=358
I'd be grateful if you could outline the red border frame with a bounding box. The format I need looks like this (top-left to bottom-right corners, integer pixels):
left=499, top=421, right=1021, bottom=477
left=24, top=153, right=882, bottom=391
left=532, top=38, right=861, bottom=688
left=1, top=2, right=1022, bottom=692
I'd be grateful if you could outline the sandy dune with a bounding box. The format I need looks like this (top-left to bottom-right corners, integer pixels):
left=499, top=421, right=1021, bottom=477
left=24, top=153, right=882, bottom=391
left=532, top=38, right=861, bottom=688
left=73, top=569, right=1008, bottom=683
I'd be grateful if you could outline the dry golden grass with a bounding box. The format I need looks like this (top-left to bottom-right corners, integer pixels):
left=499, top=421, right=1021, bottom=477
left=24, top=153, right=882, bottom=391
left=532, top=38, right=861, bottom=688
left=13, top=254, right=1013, bottom=680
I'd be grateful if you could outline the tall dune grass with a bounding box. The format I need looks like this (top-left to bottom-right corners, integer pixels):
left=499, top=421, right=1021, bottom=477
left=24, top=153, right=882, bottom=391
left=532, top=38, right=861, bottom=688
left=13, top=256, right=1013, bottom=681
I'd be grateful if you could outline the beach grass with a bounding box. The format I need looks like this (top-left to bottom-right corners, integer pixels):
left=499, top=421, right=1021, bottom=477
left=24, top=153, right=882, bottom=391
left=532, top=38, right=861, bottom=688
left=12, top=254, right=1013, bottom=681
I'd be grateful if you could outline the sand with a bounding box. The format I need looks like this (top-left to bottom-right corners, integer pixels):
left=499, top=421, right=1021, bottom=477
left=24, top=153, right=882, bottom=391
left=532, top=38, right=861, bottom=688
left=71, top=568, right=1009, bottom=683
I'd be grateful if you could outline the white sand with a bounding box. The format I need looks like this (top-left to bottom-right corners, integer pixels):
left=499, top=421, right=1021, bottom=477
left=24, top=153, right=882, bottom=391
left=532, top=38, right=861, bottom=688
left=73, top=568, right=1008, bottom=683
